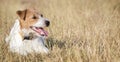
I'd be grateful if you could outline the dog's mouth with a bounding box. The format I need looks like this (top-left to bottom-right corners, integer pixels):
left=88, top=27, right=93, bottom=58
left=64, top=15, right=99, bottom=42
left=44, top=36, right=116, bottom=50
left=30, top=26, right=48, bottom=36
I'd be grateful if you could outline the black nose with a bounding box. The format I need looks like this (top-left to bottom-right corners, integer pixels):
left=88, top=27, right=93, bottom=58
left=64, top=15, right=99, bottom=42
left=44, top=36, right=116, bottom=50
left=45, top=20, right=50, bottom=27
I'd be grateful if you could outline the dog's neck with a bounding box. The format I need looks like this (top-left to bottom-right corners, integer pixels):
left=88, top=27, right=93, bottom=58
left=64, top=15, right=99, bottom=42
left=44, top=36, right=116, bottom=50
left=23, top=32, right=34, bottom=40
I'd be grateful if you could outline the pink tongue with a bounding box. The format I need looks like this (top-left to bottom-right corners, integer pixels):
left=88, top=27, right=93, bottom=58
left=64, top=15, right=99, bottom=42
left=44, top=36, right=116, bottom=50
left=36, top=28, right=48, bottom=36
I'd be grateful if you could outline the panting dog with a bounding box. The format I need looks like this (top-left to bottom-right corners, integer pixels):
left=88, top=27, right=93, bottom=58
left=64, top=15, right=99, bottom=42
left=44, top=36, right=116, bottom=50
left=5, top=9, right=50, bottom=55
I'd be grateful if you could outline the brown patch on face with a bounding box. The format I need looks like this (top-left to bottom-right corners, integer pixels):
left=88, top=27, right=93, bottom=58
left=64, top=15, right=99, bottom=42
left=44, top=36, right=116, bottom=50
left=16, top=9, right=40, bottom=29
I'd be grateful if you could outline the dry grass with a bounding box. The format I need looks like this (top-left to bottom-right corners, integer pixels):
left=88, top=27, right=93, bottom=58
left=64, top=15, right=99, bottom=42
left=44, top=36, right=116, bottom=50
left=0, top=0, right=120, bottom=62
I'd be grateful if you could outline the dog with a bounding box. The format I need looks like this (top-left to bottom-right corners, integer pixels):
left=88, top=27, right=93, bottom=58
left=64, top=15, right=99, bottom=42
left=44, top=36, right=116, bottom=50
left=5, top=9, right=50, bottom=55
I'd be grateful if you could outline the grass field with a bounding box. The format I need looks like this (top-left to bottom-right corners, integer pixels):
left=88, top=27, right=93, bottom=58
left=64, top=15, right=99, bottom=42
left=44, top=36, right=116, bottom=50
left=0, top=0, right=120, bottom=62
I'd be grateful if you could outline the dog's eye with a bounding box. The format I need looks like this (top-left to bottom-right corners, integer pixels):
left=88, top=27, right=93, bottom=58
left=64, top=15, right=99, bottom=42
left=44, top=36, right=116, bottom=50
left=32, top=16, right=37, bottom=19
left=41, top=14, right=43, bottom=17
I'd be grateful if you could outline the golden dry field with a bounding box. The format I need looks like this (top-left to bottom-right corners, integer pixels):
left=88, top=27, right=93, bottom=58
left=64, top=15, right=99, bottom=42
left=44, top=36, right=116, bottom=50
left=0, top=0, right=120, bottom=62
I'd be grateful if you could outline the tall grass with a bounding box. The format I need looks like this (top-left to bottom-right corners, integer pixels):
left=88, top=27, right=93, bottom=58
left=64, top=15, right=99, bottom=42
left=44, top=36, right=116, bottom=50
left=0, top=0, right=120, bottom=62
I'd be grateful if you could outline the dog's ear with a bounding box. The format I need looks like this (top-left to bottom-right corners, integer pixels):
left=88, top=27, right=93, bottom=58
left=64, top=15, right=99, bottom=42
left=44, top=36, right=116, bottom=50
left=16, top=9, right=27, bottom=20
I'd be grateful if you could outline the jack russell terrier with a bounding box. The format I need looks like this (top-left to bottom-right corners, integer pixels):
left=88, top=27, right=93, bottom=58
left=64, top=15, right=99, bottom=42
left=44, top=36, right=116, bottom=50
left=5, top=9, right=50, bottom=55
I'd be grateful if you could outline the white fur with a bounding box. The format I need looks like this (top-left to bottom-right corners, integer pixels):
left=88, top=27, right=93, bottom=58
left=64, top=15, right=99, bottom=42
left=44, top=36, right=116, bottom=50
left=33, top=16, right=48, bottom=27
left=5, top=19, right=49, bottom=55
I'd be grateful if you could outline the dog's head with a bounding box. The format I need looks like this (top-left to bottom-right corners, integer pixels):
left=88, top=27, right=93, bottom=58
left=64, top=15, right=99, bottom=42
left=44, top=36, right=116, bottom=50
left=17, top=9, right=50, bottom=36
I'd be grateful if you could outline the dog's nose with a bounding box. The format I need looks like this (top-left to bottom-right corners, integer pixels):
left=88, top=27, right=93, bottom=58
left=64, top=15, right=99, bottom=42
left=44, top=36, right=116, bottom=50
left=45, top=20, right=50, bottom=27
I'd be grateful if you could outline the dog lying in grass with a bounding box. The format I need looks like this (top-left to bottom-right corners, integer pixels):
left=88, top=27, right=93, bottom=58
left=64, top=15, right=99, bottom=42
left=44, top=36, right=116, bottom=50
left=5, top=8, right=50, bottom=55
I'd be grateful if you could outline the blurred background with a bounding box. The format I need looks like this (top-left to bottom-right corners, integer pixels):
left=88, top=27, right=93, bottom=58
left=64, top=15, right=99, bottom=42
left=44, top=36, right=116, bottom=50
left=0, top=0, right=120, bottom=62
